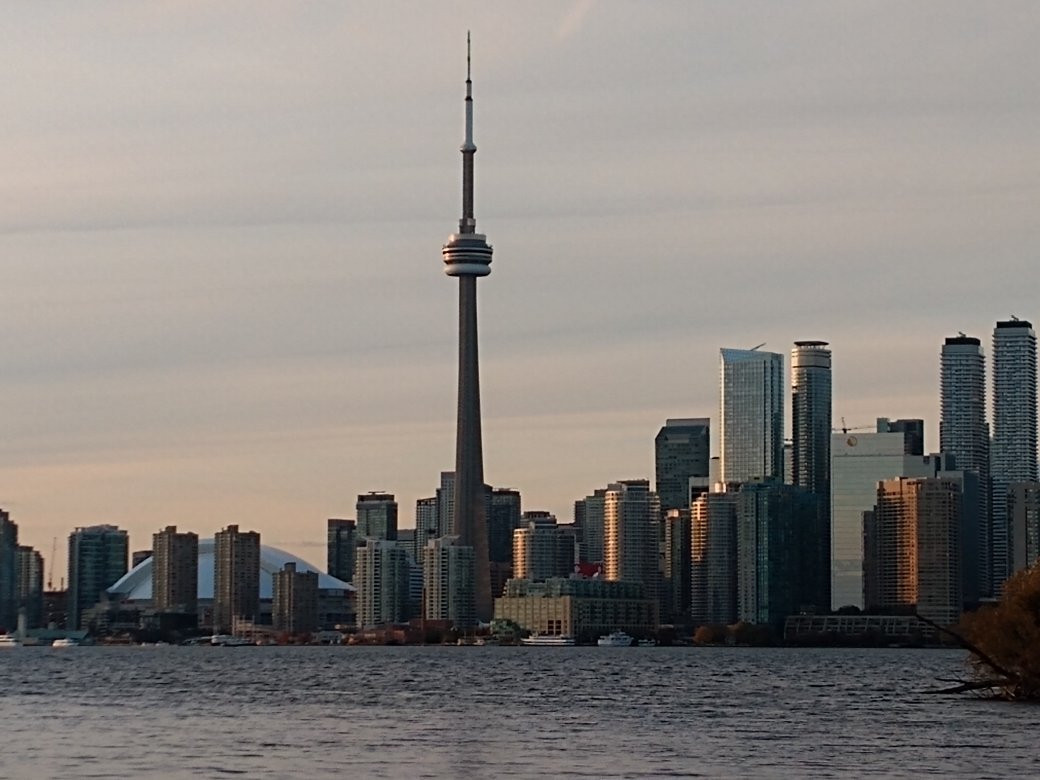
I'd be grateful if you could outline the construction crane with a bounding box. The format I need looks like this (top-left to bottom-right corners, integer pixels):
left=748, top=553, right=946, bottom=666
left=836, top=417, right=873, bottom=435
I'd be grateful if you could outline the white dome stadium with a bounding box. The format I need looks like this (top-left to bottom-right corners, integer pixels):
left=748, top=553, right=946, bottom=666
left=107, top=538, right=354, bottom=601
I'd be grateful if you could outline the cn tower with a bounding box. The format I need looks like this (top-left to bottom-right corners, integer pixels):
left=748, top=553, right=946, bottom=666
left=442, top=34, right=493, bottom=622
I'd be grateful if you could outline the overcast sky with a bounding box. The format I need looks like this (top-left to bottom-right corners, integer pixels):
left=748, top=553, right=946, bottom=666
left=2, top=1, right=1038, bottom=580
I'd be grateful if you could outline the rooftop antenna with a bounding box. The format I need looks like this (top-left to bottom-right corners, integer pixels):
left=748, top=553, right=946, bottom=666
left=47, top=536, right=56, bottom=590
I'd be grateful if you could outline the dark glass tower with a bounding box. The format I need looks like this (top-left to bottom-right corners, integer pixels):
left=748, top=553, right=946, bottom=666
left=940, top=334, right=991, bottom=596
left=442, top=36, right=493, bottom=622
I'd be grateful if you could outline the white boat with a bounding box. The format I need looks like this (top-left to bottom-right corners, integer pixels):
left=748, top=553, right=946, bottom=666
left=597, top=630, right=634, bottom=647
left=210, top=634, right=256, bottom=647
left=0, top=635, right=20, bottom=648
left=52, top=638, right=80, bottom=648
left=520, top=634, right=576, bottom=646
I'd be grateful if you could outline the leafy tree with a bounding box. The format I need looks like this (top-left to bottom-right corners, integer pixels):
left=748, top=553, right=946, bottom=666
left=925, top=564, right=1040, bottom=700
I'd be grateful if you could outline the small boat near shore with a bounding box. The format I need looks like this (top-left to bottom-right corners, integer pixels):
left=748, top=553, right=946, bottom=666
left=51, top=638, right=80, bottom=648
left=597, top=630, right=634, bottom=647
left=0, top=635, right=20, bottom=648
left=520, top=634, right=576, bottom=646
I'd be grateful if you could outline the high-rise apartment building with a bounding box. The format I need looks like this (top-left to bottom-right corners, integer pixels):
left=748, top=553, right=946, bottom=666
left=512, top=517, right=574, bottom=582
left=1008, top=482, right=1040, bottom=575
left=736, top=481, right=823, bottom=630
left=414, top=498, right=439, bottom=563
left=273, top=562, right=319, bottom=635
left=0, top=510, right=17, bottom=632
left=690, top=492, right=739, bottom=627
left=152, top=526, right=199, bottom=616
left=422, top=536, right=475, bottom=629
left=719, top=348, right=784, bottom=484
left=791, top=341, right=832, bottom=496
left=991, top=318, right=1038, bottom=590
left=830, top=420, right=933, bottom=610
left=575, top=489, right=606, bottom=564
left=67, top=524, right=128, bottom=631
left=436, top=471, right=455, bottom=536
left=356, top=493, right=398, bottom=541
left=662, top=509, right=692, bottom=623
left=355, top=539, right=411, bottom=629
left=940, top=334, right=991, bottom=597
left=655, top=418, right=710, bottom=513
left=213, top=525, right=261, bottom=634
left=864, top=478, right=962, bottom=625
left=603, top=480, right=661, bottom=618
left=326, top=518, right=357, bottom=583
left=15, top=546, right=44, bottom=630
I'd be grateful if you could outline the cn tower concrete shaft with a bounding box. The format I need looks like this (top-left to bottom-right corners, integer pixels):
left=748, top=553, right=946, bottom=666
left=455, top=275, right=493, bottom=622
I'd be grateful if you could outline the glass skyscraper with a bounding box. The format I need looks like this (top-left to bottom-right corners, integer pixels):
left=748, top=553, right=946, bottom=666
left=654, top=418, right=710, bottom=512
left=719, top=348, right=784, bottom=485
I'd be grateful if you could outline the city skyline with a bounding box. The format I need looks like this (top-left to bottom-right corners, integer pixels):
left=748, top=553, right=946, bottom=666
left=3, top=3, right=1039, bottom=576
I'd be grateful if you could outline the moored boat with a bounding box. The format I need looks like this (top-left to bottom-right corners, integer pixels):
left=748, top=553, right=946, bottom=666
left=0, top=635, right=20, bottom=648
left=597, top=630, right=634, bottom=647
left=51, top=638, right=80, bottom=648
left=520, top=634, right=576, bottom=646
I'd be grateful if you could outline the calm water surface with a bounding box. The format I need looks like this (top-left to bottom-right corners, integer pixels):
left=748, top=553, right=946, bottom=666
left=1, top=646, right=1036, bottom=778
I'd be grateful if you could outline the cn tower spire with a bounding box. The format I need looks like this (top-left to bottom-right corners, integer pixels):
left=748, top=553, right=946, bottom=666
left=442, top=35, right=494, bottom=625
left=460, top=31, right=477, bottom=234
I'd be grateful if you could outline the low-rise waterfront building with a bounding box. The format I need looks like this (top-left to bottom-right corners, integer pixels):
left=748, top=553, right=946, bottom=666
left=493, top=577, right=655, bottom=642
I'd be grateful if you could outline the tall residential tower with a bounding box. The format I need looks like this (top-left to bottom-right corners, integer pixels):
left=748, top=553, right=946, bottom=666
left=442, top=36, right=494, bottom=621
left=991, top=318, right=1038, bottom=588
left=940, top=334, right=991, bottom=596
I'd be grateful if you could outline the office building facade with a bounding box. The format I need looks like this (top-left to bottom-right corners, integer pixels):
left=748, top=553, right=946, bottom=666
left=655, top=418, right=710, bottom=513
left=489, top=488, right=522, bottom=564
left=719, top=348, right=784, bottom=484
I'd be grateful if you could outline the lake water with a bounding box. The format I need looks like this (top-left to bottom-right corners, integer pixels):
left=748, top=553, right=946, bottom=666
left=1, top=646, right=1036, bottom=778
